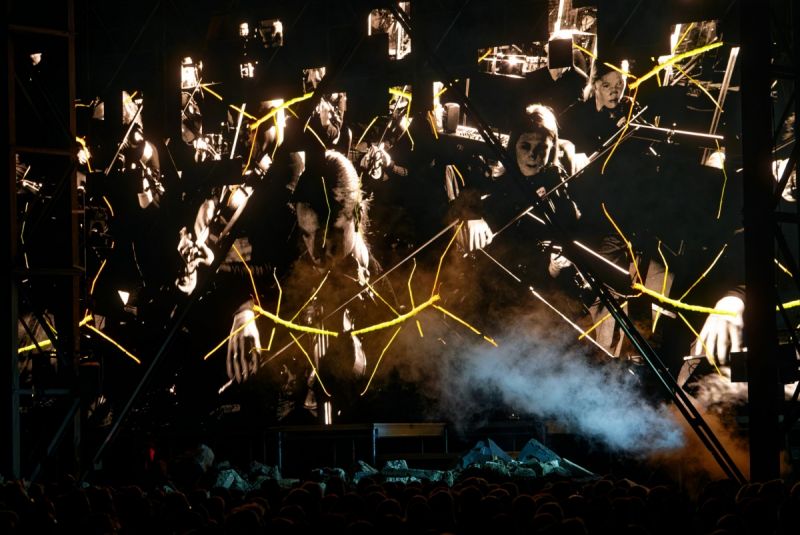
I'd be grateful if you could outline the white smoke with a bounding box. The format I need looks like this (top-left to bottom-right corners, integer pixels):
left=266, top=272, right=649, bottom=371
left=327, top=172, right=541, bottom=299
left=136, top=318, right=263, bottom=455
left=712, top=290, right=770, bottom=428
left=434, top=325, right=685, bottom=455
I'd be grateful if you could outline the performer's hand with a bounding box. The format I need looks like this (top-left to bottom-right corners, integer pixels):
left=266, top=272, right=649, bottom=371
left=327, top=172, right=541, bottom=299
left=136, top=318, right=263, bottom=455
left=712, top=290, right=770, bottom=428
left=692, top=295, right=744, bottom=366
left=226, top=306, right=261, bottom=383
left=548, top=251, right=572, bottom=277
left=467, top=219, right=494, bottom=251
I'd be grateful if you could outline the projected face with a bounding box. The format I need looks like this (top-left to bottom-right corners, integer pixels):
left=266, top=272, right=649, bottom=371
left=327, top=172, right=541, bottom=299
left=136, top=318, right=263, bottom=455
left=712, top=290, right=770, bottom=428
left=296, top=203, right=357, bottom=270
left=594, top=70, right=626, bottom=110
left=515, top=132, right=554, bottom=177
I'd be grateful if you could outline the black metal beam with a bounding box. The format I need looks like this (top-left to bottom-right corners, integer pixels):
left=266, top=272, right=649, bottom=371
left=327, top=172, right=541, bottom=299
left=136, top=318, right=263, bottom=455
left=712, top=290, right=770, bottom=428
left=740, top=0, right=781, bottom=481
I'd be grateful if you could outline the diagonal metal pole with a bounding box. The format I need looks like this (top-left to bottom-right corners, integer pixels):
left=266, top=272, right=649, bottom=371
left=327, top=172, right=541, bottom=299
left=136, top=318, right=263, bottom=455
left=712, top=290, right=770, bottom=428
left=391, top=3, right=746, bottom=483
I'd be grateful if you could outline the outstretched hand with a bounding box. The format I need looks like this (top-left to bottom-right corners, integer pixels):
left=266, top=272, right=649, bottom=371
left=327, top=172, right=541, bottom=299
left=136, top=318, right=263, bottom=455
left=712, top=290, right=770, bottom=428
left=226, top=306, right=261, bottom=383
left=467, top=218, right=494, bottom=251
left=692, top=295, right=744, bottom=367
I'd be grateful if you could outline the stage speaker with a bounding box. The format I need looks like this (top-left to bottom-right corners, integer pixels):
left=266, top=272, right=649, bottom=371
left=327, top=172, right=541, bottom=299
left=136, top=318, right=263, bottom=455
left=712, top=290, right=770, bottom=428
left=443, top=103, right=460, bottom=133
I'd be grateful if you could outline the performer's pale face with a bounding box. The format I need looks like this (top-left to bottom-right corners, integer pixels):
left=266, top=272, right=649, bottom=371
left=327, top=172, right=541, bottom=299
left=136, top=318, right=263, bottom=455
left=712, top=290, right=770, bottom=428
left=594, top=71, right=626, bottom=110
left=515, top=131, right=554, bottom=177
left=296, top=203, right=357, bottom=269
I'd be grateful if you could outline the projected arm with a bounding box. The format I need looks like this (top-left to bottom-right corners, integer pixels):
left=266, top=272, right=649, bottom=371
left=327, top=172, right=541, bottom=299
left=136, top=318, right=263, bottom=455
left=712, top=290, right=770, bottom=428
left=226, top=303, right=261, bottom=383
left=692, top=295, right=744, bottom=366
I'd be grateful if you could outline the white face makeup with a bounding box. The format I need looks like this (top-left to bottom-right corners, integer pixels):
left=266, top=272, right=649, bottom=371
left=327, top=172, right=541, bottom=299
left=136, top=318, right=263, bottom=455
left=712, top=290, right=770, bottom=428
left=515, top=131, right=554, bottom=177
left=594, top=70, right=626, bottom=110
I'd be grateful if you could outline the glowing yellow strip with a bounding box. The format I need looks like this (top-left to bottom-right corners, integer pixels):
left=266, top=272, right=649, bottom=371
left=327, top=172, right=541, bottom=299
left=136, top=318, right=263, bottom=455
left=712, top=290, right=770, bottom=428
left=76, top=136, right=94, bottom=172
left=675, top=65, right=722, bottom=112
left=680, top=244, right=727, bottom=300
left=677, top=312, right=722, bottom=376
left=203, top=312, right=260, bottom=360
left=229, top=104, right=257, bottom=121
left=243, top=125, right=259, bottom=175
left=780, top=300, right=800, bottom=310
left=432, top=304, right=497, bottom=347
left=85, top=324, right=141, bottom=364
left=715, top=139, right=727, bottom=220
left=426, top=111, right=439, bottom=139
left=408, top=259, right=423, bottom=337
left=90, top=259, right=107, bottom=296
left=601, top=203, right=641, bottom=284
left=289, top=333, right=331, bottom=397
left=123, top=91, right=138, bottom=105
left=356, top=116, right=379, bottom=147
left=200, top=84, right=223, bottom=101
left=435, top=84, right=452, bottom=99
left=629, top=41, right=724, bottom=90
left=578, top=301, right=629, bottom=340
left=653, top=242, right=670, bottom=332
left=250, top=92, right=314, bottom=130
left=321, top=175, right=331, bottom=248
left=601, top=85, right=639, bottom=175
left=18, top=339, right=52, bottom=353
left=431, top=222, right=463, bottom=297
left=389, top=87, right=413, bottom=101
left=350, top=295, right=440, bottom=336
left=268, top=268, right=281, bottom=351
left=304, top=122, right=328, bottom=150
left=675, top=22, right=695, bottom=49
left=253, top=304, right=339, bottom=336
left=451, top=164, right=465, bottom=187
left=633, top=283, right=736, bottom=316
left=360, top=327, right=403, bottom=396
left=775, top=259, right=794, bottom=278
left=79, top=313, right=92, bottom=327
left=232, top=244, right=260, bottom=308
left=290, top=272, right=329, bottom=322
left=366, top=280, right=400, bottom=316
left=572, top=43, right=637, bottom=80
left=102, top=196, right=115, bottom=217
left=478, top=48, right=493, bottom=63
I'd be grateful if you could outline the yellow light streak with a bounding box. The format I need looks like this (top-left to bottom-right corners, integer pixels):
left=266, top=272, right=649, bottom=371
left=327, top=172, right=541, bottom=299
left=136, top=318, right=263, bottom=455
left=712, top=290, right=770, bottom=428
left=601, top=85, right=639, bottom=175
left=715, top=140, right=727, bottom=220
left=366, top=280, right=400, bottom=316
left=629, top=41, right=724, bottom=90
left=79, top=313, right=92, bottom=327
left=232, top=244, right=261, bottom=308
left=102, top=196, right=115, bottom=217
left=356, top=116, right=379, bottom=147
left=250, top=92, right=314, bottom=131
left=775, top=259, right=794, bottom=278
left=18, top=339, right=52, bottom=354
left=680, top=244, right=728, bottom=301
left=360, top=327, right=403, bottom=396
left=290, top=272, right=329, bottom=322
left=780, top=300, right=800, bottom=310
left=268, top=268, right=281, bottom=351
left=304, top=122, right=328, bottom=150
left=578, top=301, right=629, bottom=340
left=253, top=304, right=339, bottom=336
left=435, top=83, right=452, bottom=99
left=408, top=259, right=424, bottom=337
left=289, top=333, right=331, bottom=397
left=350, top=295, right=441, bottom=336
left=432, top=304, right=497, bottom=347
left=572, top=43, right=637, bottom=80
left=389, top=87, right=413, bottom=101
left=431, top=222, right=463, bottom=297
left=199, top=83, right=223, bottom=101
left=84, top=324, right=141, bottom=364
left=601, top=203, right=641, bottom=284
left=320, top=175, right=331, bottom=248
left=678, top=312, right=722, bottom=376
left=229, top=104, right=257, bottom=121
left=90, top=259, right=107, bottom=296
left=653, top=241, right=670, bottom=332
left=203, top=312, right=261, bottom=360
left=478, top=48, right=493, bottom=63
left=675, top=22, right=695, bottom=49
left=632, top=283, right=737, bottom=316
left=76, top=136, right=94, bottom=172
left=426, top=110, right=439, bottom=139
left=674, top=64, right=722, bottom=112
left=243, top=125, right=259, bottom=175
left=451, top=164, right=465, bottom=187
